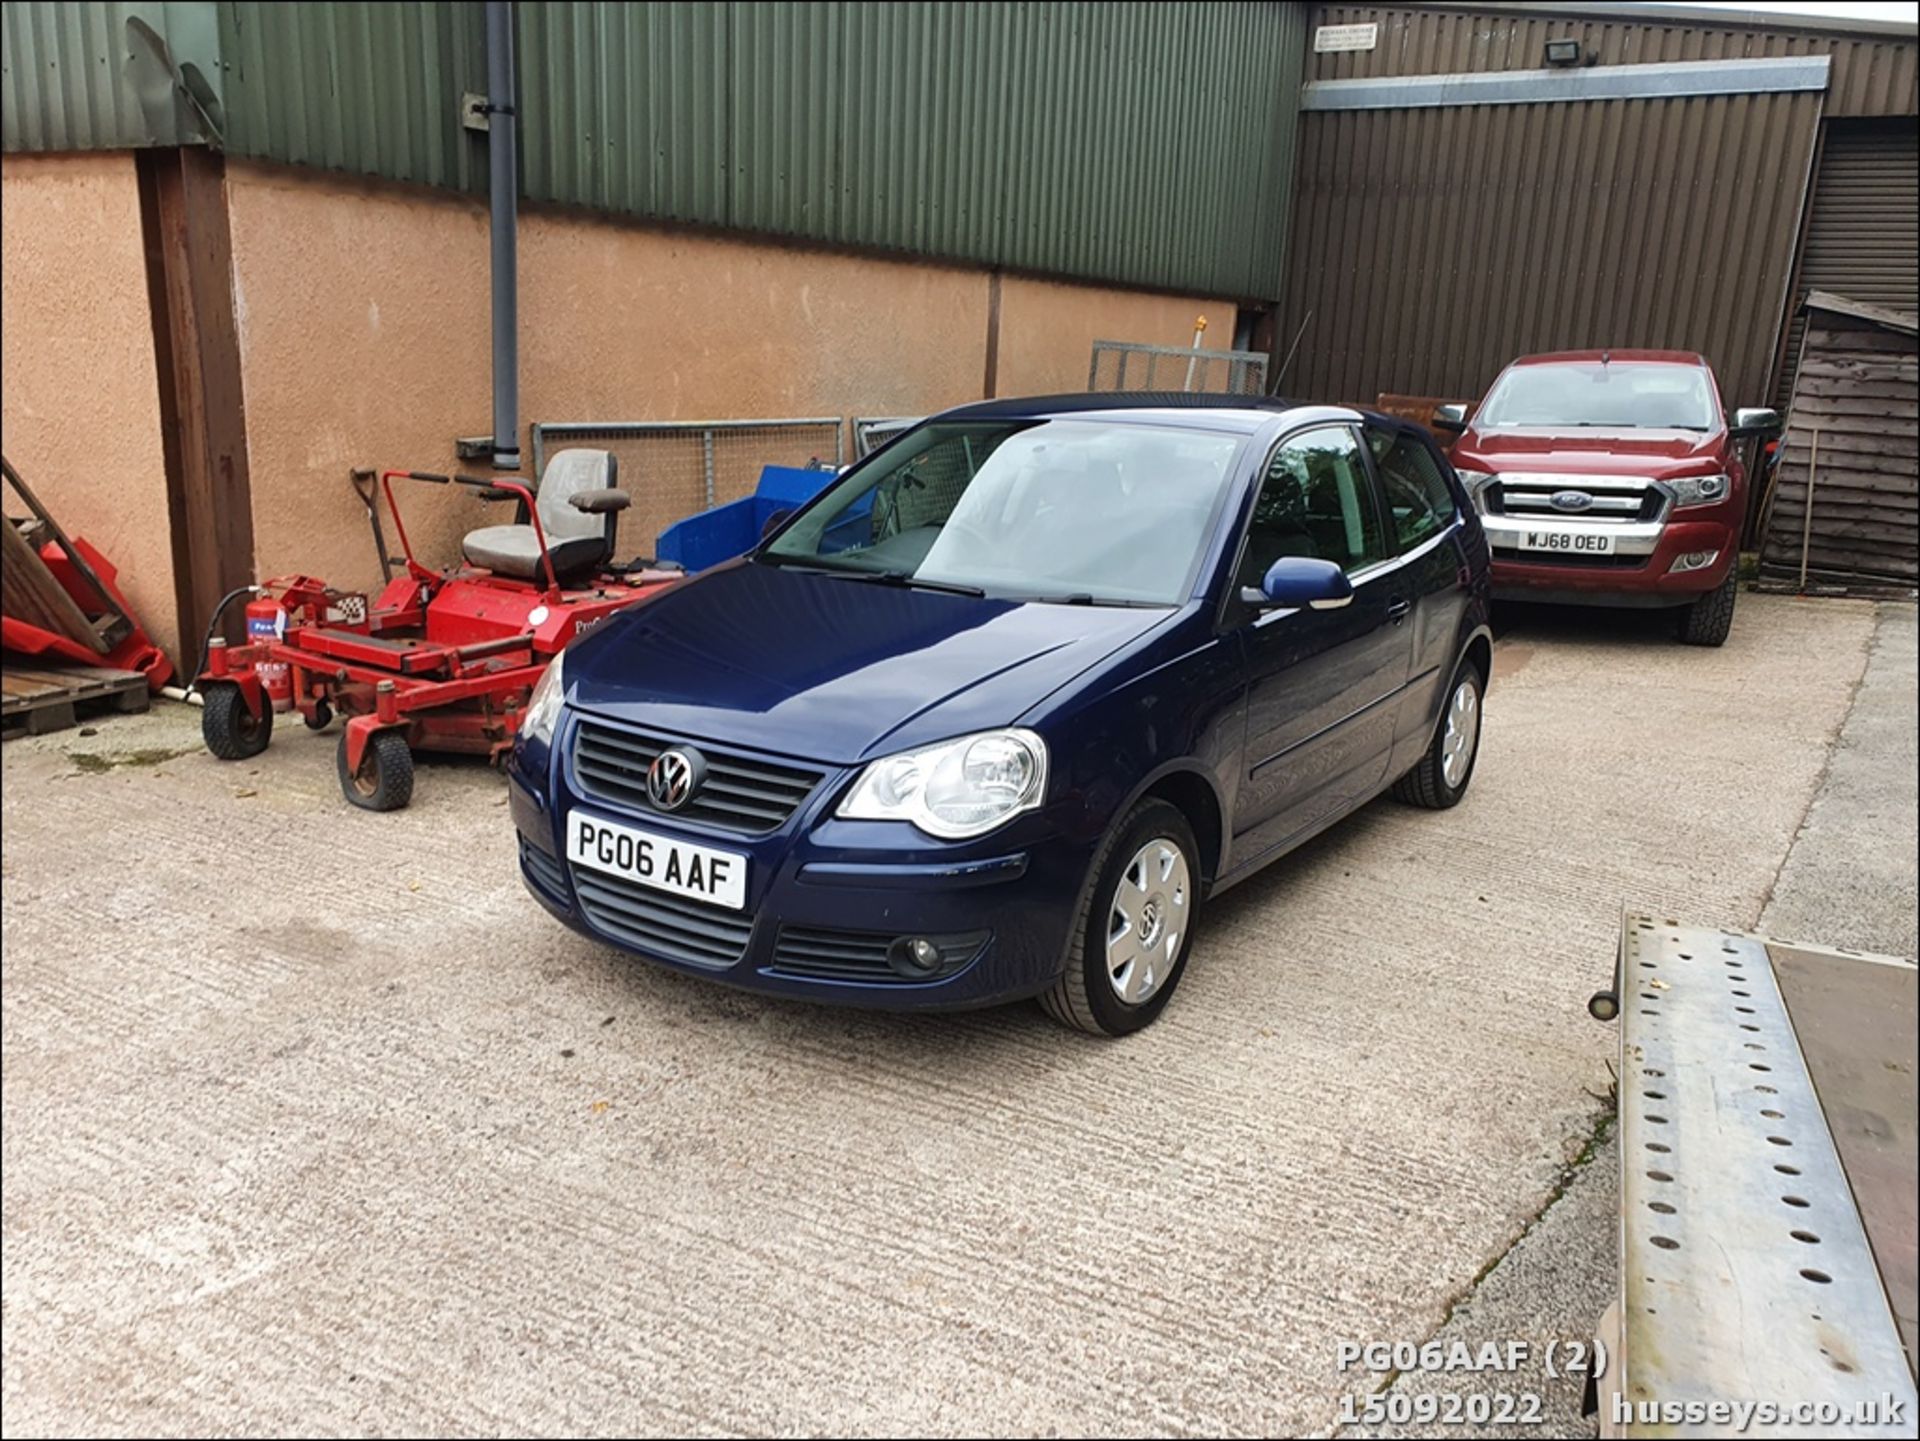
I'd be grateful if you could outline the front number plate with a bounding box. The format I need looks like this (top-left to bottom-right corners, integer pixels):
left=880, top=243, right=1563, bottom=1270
left=1520, top=529, right=1615, bottom=554
left=567, top=811, right=748, bottom=911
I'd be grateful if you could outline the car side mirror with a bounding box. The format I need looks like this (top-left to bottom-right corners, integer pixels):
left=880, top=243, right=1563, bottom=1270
left=569, top=488, right=632, bottom=514
left=1729, top=407, right=1782, bottom=440
left=1432, top=403, right=1469, bottom=435
left=1240, top=556, right=1354, bottom=612
left=760, top=508, right=793, bottom=541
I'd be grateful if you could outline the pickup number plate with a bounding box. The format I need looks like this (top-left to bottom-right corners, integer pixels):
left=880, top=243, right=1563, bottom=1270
left=1520, top=530, right=1615, bottom=555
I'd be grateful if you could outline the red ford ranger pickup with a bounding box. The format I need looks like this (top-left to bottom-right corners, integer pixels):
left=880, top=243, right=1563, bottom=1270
left=1434, top=350, right=1780, bottom=646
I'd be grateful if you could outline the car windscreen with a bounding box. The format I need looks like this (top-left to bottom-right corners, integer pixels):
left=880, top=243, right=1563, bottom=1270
left=757, top=418, right=1244, bottom=605
left=1474, top=362, right=1716, bottom=431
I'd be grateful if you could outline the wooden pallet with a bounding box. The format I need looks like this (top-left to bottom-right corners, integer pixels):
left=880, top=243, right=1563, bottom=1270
left=0, top=664, right=149, bottom=739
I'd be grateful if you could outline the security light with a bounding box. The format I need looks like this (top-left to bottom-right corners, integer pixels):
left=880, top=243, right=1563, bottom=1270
left=1544, top=37, right=1585, bottom=67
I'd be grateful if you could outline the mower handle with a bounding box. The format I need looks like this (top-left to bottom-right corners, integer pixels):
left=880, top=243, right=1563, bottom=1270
left=376, top=469, right=561, bottom=596
left=387, top=470, right=511, bottom=488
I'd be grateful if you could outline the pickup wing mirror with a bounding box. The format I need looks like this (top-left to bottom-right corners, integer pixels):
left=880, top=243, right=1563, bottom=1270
left=1239, top=556, right=1354, bottom=612
left=1432, top=403, right=1469, bottom=434
left=569, top=487, right=632, bottom=514
left=1729, top=407, right=1782, bottom=440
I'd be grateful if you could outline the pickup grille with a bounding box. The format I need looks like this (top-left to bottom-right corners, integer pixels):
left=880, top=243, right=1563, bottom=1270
left=1489, top=478, right=1665, bottom=524
left=1492, top=548, right=1649, bottom=570
left=572, top=719, right=822, bottom=835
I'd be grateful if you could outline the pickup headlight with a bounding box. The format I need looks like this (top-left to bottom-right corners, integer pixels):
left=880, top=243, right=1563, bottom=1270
left=521, top=648, right=567, bottom=746
left=839, top=728, right=1048, bottom=839
left=1666, top=474, right=1730, bottom=509
left=1455, top=469, right=1495, bottom=512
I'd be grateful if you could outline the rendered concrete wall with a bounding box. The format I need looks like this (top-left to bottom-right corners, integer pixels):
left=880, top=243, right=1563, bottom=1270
left=0, top=153, right=180, bottom=662
left=2, top=152, right=1245, bottom=666
left=224, top=162, right=1238, bottom=591
left=995, top=276, right=1241, bottom=398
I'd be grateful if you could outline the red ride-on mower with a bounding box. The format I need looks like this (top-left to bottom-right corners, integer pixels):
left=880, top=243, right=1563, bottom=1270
left=195, top=450, right=679, bottom=810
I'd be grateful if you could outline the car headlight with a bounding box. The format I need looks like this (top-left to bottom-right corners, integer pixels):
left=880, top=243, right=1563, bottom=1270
left=521, top=648, right=567, bottom=746
left=1455, top=469, right=1495, bottom=512
left=1666, top=473, right=1730, bottom=508
left=838, top=728, right=1048, bottom=839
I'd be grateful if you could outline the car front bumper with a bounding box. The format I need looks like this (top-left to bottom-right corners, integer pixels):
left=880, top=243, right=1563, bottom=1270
left=1481, top=513, right=1738, bottom=607
left=507, top=719, right=1093, bottom=1011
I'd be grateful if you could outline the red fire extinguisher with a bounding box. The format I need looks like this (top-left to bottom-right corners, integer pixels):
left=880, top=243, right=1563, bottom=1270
left=245, top=595, right=293, bottom=712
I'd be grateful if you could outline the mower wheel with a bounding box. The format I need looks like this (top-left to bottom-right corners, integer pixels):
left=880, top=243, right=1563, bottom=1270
left=337, top=730, right=414, bottom=812
left=304, top=699, right=334, bottom=731
left=201, top=682, right=273, bottom=761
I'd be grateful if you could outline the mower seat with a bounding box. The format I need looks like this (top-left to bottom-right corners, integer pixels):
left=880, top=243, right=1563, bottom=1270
left=463, top=449, right=625, bottom=582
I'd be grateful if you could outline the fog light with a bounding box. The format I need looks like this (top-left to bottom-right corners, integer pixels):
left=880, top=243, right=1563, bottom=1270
left=888, top=936, right=945, bottom=977
left=1670, top=550, right=1719, bottom=574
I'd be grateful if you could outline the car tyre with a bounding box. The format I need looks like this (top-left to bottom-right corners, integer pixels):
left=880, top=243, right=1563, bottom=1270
left=201, top=681, right=273, bottom=760
left=1040, top=798, right=1201, bottom=1037
left=337, top=730, right=415, bottom=812
left=1393, top=660, right=1483, bottom=810
left=1676, top=567, right=1737, bottom=647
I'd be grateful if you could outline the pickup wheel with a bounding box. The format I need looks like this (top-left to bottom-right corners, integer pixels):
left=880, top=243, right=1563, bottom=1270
left=1393, top=661, right=1483, bottom=810
left=1676, top=567, right=1738, bottom=647
left=1040, top=798, right=1201, bottom=1038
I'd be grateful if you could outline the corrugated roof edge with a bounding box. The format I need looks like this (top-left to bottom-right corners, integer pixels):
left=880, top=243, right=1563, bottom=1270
left=1397, top=1, right=1917, bottom=41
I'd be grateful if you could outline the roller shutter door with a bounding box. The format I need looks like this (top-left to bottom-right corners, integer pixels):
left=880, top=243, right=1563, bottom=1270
left=1777, top=118, right=1920, bottom=405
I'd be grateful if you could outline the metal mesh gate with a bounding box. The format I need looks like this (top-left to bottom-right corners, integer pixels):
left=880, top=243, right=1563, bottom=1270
left=1089, top=341, right=1269, bottom=395
left=852, top=416, right=921, bottom=458
left=530, top=419, right=844, bottom=558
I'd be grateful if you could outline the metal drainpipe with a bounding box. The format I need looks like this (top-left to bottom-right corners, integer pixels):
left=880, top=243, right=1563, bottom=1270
left=486, top=0, right=521, bottom=472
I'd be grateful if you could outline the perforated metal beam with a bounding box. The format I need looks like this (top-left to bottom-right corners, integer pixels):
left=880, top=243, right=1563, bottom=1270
left=1612, top=915, right=1916, bottom=1435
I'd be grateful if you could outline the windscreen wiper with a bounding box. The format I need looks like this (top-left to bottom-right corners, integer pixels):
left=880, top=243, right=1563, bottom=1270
left=864, top=570, right=987, bottom=597
left=1030, top=592, right=1164, bottom=608
left=756, top=554, right=986, bottom=597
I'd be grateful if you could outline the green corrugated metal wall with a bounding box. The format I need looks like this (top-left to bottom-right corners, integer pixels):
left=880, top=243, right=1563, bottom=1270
left=218, top=1, right=486, bottom=190
left=2, top=1, right=225, bottom=149
left=212, top=1, right=1304, bottom=299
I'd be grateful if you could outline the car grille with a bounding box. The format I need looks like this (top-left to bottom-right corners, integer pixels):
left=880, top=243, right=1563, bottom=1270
left=572, top=719, right=822, bottom=835
left=1489, top=478, right=1665, bottom=524
left=572, top=866, right=755, bottom=969
left=519, top=838, right=571, bottom=900
left=769, top=926, right=988, bottom=984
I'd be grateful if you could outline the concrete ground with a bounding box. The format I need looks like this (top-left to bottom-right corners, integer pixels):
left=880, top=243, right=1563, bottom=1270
left=1762, top=603, right=1918, bottom=960
left=1345, top=596, right=1917, bottom=1439
left=2, top=592, right=1907, bottom=1436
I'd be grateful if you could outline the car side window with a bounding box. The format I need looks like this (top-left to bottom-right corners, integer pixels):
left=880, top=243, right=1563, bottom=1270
left=1365, top=423, right=1459, bottom=553
left=1237, top=426, right=1387, bottom=594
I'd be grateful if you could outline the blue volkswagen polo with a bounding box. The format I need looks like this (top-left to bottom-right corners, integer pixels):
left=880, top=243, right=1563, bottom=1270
left=509, top=395, right=1492, bottom=1034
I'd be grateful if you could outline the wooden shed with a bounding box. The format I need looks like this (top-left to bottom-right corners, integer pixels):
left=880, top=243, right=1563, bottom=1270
left=1760, top=292, right=1919, bottom=593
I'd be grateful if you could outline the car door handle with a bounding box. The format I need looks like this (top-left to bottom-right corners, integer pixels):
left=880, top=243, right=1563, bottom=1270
left=1387, top=597, right=1412, bottom=625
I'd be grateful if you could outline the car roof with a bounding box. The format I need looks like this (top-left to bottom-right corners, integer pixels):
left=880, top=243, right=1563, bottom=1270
left=936, top=391, right=1371, bottom=436
left=1507, top=348, right=1709, bottom=368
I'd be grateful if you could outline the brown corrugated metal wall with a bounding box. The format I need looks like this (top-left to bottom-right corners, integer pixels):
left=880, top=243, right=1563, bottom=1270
left=1282, top=4, right=1917, bottom=408
left=1304, top=5, right=1919, bottom=119
left=1280, top=89, right=1823, bottom=406
left=1775, top=118, right=1920, bottom=405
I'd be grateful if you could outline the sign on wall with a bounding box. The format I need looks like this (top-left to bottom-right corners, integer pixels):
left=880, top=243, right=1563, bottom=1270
left=1314, top=22, right=1379, bottom=53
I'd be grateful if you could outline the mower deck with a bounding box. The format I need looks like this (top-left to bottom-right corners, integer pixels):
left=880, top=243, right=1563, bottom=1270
left=196, top=466, right=677, bottom=810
